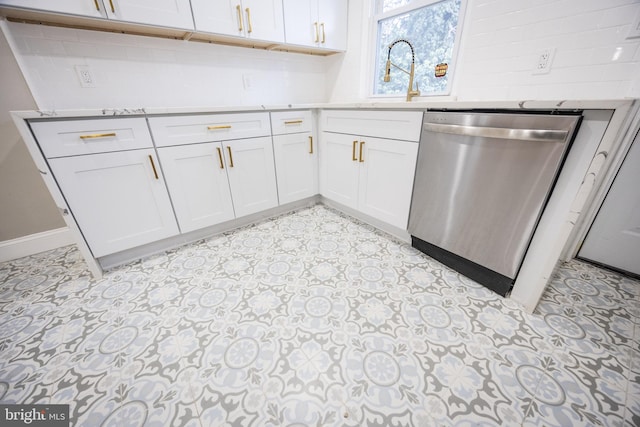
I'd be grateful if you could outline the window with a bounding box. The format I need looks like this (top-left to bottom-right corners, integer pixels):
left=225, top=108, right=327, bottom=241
left=373, top=0, right=465, bottom=97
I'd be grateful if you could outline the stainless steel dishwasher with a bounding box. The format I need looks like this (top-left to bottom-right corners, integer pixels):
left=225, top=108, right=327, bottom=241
left=408, top=111, right=581, bottom=295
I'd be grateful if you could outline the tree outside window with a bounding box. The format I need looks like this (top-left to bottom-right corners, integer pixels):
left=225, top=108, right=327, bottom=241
left=374, top=0, right=464, bottom=97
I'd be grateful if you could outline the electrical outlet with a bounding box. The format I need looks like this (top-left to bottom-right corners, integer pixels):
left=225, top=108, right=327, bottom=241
left=533, top=48, right=555, bottom=75
left=75, top=65, right=95, bottom=88
left=242, top=74, right=253, bottom=90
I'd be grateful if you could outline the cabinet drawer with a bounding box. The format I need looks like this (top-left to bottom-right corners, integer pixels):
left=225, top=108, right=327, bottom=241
left=30, top=117, right=152, bottom=158
left=320, top=110, right=423, bottom=142
left=148, top=112, right=271, bottom=147
left=270, top=110, right=313, bottom=135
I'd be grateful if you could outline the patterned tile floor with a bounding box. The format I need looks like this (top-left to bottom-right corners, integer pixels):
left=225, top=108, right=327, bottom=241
left=0, top=205, right=638, bottom=426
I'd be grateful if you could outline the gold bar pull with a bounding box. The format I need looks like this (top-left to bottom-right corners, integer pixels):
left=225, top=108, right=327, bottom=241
left=245, top=8, right=252, bottom=34
left=359, top=141, right=365, bottom=162
left=93, top=0, right=100, bottom=11
left=207, top=125, right=232, bottom=130
left=79, top=132, right=116, bottom=140
left=284, top=120, right=303, bottom=125
left=352, top=140, right=358, bottom=161
left=313, top=22, right=319, bottom=43
left=309, top=136, right=313, bottom=154
left=236, top=5, right=243, bottom=31
left=108, top=0, right=115, bottom=13
left=148, top=155, right=159, bottom=180
left=227, top=146, right=234, bottom=167
left=321, top=23, right=326, bottom=44
left=216, top=147, right=224, bottom=169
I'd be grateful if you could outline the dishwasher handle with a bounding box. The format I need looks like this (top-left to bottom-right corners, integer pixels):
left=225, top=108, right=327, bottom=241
left=423, top=122, right=568, bottom=142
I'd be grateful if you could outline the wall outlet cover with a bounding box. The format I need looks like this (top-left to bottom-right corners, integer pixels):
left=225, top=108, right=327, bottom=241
left=74, top=65, right=96, bottom=88
left=533, top=48, right=556, bottom=75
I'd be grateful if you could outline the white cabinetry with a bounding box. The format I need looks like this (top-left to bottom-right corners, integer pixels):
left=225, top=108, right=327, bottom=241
left=0, top=0, right=105, bottom=18
left=225, top=136, right=279, bottom=217
left=0, top=0, right=194, bottom=29
left=157, top=143, right=235, bottom=234
left=271, top=110, right=317, bottom=204
left=282, top=0, right=347, bottom=51
left=150, top=113, right=279, bottom=232
left=319, top=110, right=422, bottom=230
left=191, top=0, right=284, bottom=43
left=30, top=118, right=179, bottom=258
left=103, top=0, right=194, bottom=29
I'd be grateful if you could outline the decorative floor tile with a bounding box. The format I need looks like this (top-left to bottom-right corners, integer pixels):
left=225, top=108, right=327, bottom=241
left=1, top=204, right=639, bottom=426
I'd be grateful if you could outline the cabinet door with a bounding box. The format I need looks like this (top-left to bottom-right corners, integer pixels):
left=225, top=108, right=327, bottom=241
left=48, top=149, right=179, bottom=257
left=319, top=132, right=359, bottom=209
left=242, top=0, right=285, bottom=42
left=273, top=132, right=317, bottom=204
left=358, top=137, right=418, bottom=229
left=0, top=0, right=106, bottom=18
left=318, top=0, right=347, bottom=51
left=191, top=0, right=243, bottom=36
left=158, top=143, right=235, bottom=234
left=224, top=136, right=279, bottom=218
left=103, top=0, right=194, bottom=30
left=282, top=0, right=316, bottom=47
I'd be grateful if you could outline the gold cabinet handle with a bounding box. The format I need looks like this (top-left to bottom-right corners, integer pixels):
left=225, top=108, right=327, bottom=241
left=207, top=125, right=232, bottom=130
left=236, top=5, right=243, bottom=31
left=309, top=136, right=313, bottom=154
left=359, top=141, right=365, bottom=162
left=284, top=120, right=303, bottom=125
left=227, top=146, right=234, bottom=167
left=352, top=140, right=358, bottom=161
left=108, top=0, right=115, bottom=13
left=93, top=0, right=100, bottom=11
left=148, top=155, right=159, bottom=180
left=321, top=23, right=326, bottom=44
left=79, top=132, right=116, bottom=140
left=245, top=7, right=252, bottom=34
left=216, top=147, right=224, bottom=169
left=313, top=22, right=319, bottom=43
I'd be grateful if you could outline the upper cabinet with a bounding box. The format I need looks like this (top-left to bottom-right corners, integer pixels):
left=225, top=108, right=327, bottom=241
left=0, top=0, right=194, bottom=30
left=0, top=0, right=106, bottom=18
left=0, top=0, right=348, bottom=53
left=282, top=0, right=347, bottom=51
left=191, top=0, right=285, bottom=43
left=102, top=0, right=194, bottom=30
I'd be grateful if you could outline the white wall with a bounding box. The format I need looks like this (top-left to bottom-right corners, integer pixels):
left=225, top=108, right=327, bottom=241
left=455, top=0, right=640, bottom=100
left=0, top=26, right=64, bottom=241
left=3, top=21, right=331, bottom=110
left=327, top=0, right=640, bottom=102
left=6, top=0, right=638, bottom=109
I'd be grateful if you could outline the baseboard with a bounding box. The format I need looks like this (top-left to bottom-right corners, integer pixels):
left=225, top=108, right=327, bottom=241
left=0, top=227, right=74, bottom=263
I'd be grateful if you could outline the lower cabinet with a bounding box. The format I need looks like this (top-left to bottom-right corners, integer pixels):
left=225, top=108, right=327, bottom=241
left=224, top=136, right=279, bottom=218
left=48, top=149, right=179, bottom=257
left=157, top=136, right=279, bottom=233
left=320, top=132, right=418, bottom=229
left=157, top=142, right=235, bottom=234
left=272, top=132, right=317, bottom=204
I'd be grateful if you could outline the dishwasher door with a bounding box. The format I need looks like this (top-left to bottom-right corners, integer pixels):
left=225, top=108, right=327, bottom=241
left=408, top=111, right=581, bottom=295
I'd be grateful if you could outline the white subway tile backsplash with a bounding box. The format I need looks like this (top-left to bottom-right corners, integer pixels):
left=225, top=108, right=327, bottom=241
left=5, top=21, right=329, bottom=110
left=456, top=0, right=640, bottom=100
left=3, top=0, right=638, bottom=106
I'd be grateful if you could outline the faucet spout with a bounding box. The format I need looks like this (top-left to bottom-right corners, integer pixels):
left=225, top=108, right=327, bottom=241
left=384, top=39, right=420, bottom=102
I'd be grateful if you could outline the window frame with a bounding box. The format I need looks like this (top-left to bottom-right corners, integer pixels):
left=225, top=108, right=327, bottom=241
left=368, top=0, right=467, bottom=99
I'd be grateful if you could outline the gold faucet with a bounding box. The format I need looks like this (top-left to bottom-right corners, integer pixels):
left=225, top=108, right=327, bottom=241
left=384, top=39, right=420, bottom=102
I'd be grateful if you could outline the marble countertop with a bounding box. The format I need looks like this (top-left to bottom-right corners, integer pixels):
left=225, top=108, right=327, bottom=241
left=10, top=98, right=636, bottom=119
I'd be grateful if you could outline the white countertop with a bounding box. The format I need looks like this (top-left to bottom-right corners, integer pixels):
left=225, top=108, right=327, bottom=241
left=10, top=98, right=636, bottom=119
